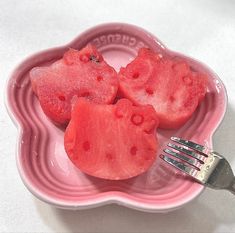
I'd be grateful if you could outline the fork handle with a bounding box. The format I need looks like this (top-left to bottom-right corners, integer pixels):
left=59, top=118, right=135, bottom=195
left=228, top=177, right=235, bottom=195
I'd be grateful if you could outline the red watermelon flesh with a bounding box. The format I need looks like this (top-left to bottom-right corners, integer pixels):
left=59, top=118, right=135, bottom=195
left=64, top=98, right=159, bottom=180
left=30, top=45, right=118, bottom=125
left=118, top=48, right=208, bottom=129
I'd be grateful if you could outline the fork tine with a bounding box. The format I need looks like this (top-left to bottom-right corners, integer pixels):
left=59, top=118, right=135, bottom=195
left=160, top=154, right=197, bottom=177
left=171, top=137, right=207, bottom=154
left=167, top=143, right=205, bottom=163
left=164, top=148, right=200, bottom=168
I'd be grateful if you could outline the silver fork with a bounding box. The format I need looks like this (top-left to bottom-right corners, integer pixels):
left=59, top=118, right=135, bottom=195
left=160, top=137, right=235, bottom=195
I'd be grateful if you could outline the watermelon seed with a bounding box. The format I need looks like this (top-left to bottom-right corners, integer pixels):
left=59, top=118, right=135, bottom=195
left=130, top=146, right=137, bottom=155
left=190, top=66, right=197, bottom=72
left=169, top=95, right=175, bottom=102
left=106, top=153, right=114, bottom=160
left=172, top=64, right=177, bottom=70
left=90, top=55, right=100, bottom=63
left=145, top=156, right=152, bottom=161
left=132, top=72, right=139, bottom=79
left=83, top=141, right=90, bottom=151
left=131, top=114, right=144, bottom=126
left=145, top=88, right=154, bottom=95
left=96, top=76, right=103, bottom=82
left=58, top=95, right=66, bottom=101
left=81, top=92, right=90, bottom=97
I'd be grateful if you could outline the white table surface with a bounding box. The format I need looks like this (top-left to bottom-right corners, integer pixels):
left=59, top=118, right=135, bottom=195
left=1, top=0, right=235, bottom=232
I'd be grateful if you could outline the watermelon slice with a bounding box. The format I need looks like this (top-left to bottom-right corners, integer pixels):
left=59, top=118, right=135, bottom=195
left=118, top=48, right=208, bottom=129
left=64, top=98, right=159, bottom=180
left=30, top=45, right=118, bottom=125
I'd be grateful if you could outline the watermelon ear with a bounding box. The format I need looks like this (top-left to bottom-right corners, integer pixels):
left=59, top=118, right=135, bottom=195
left=63, top=48, right=81, bottom=65
left=30, top=67, right=48, bottom=95
left=114, top=99, right=133, bottom=118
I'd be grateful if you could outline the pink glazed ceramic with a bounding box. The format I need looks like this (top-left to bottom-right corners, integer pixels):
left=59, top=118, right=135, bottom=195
left=6, top=23, right=227, bottom=212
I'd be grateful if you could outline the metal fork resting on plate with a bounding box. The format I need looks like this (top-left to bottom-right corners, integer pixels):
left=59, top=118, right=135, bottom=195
left=161, top=137, right=235, bottom=195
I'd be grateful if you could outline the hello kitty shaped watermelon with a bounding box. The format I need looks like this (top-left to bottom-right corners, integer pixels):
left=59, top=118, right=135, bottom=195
left=30, top=44, right=118, bottom=125
left=64, top=98, right=159, bottom=180
left=118, top=48, right=208, bottom=129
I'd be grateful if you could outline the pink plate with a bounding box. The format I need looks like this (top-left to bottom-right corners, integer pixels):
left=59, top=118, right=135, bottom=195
left=6, top=23, right=227, bottom=212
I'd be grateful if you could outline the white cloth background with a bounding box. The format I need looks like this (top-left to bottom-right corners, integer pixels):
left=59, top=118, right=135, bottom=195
left=1, top=0, right=235, bottom=232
